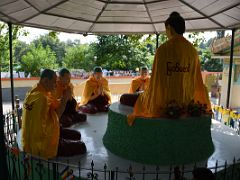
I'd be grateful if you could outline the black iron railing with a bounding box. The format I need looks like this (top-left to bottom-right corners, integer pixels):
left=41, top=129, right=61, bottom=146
left=3, top=104, right=240, bottom=180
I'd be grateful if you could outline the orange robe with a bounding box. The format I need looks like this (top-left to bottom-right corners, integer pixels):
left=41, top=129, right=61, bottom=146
left=53, top=80, right=74, bottom=99
left=128, top=35, right=211, bottom=126
left=22, top=84, right=60, bottom=159
left=81, top=76, right=111, bottom=105
left=129, top=76, right=150, bottom=93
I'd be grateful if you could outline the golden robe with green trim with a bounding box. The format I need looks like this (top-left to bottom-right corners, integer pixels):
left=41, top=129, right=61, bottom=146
left=128, top=35, right=211, bottom=126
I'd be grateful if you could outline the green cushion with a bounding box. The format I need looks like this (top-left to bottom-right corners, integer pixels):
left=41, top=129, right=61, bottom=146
left=103, top=103, right=214, bottom=165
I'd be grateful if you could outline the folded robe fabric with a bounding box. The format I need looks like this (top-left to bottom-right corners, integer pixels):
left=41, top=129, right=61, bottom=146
left=22, top=83, right=60, bottom=159
left=81, top=76, right=111, bottom=105
left=128, top=35, right=211, bottom=126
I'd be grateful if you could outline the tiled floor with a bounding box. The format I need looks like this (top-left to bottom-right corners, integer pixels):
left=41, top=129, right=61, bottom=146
left=16, top=102, right=240, bottom=179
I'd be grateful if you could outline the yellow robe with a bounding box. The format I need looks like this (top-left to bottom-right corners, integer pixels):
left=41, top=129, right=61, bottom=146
left=128, top=35, right=211, bottom=126
left=218, top=106, right=223, bottom=114
left=129, top=76, right=150, bottom=93
left=22, top=84, right=60, bottom=159
left=81, top=76, right=111, bottom=105
left=53, top=80, right=74, bottom=99
left=230, top=110, right=237, bottom=119
left=222, top=109, right=230, bottom=124
left=213, top=105, right=219, bottom=112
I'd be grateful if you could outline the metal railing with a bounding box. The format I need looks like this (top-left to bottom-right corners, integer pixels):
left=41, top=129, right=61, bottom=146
left=3, top=101, right=240, bottom=180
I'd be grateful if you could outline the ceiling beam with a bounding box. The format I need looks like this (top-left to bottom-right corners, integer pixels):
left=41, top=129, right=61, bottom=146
left=209, top=2, right=240, bottom=17
left=23, top=0, right=40, bottom=11
left=179, top=0, right=225, bottom=29
left=143, top=0, right=158, bottom=33
left=44, top=12, right=92, bottom=23
left=21, top=0, right=70, bottom=23
left=87, top=0, right=111, bottom=33
left=40, top=11, right=210, bottom=25
left=15, top=20, right=229, bottom=35
left=0, top=0, right=18, bottom=7
left=96, top=0, right=168, bottom=5
left=0, top=11, right=18, bottom=23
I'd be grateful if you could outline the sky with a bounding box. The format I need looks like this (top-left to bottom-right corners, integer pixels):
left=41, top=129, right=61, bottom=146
left=18, top=26, right=222, bottom=44
left=19, top=27, right=97, bottom=44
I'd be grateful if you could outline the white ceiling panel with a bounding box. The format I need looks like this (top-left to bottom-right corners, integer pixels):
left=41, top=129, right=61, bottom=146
left=0, top=0, right=239, bottom=34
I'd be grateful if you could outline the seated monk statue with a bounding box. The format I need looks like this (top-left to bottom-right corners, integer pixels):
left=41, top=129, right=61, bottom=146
left=53, top=68, right=86, bottom=127
left=120, top=12, right=212, bottom=126
left=22, top=69, right=86, bottom=159
left=79, top=66, right=111, bottom=114
left=129, top=66, right=150, bottom=93
left=121, top=67, right=150, bottom=106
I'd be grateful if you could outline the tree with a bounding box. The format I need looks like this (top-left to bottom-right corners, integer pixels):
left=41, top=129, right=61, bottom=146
left=63, top=44, right=95, bottom=71
left=21, top=44, right=57, bottom=77
left=200, top=49, right=223, bottom=72
left=91, top=35, right=150, bottom=70
left=203, top=59, right=223, bottom=72
left=32, top=33, right=66, bottom=66
left=185, top=31, right=223, bottom=72
left=0, top=22, right=27, bottom=71
left=187, top=32, right=206, bottom=48
left=65, top=39, right=81, bottom=47
left=14, top=41, right=29, bottom=62
left=14, top=40, right=29, bottom=71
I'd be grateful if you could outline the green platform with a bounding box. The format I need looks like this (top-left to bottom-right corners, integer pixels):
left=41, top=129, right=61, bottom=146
left=103, top=103, right=214, bottom=165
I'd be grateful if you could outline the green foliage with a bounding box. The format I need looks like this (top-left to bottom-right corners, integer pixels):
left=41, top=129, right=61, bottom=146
left=48, top=31, right=59, bottom=39
left=63, top=44, right=94, bottom=71
left=187, top=32, right=205, bottom=48
left=186, top=31, right=222, bottom=72
left=21, top=44, right=57, bottom=77
left=0, top=23, right=9, bottom=71
left=0, top=22, right=27, bottom=71
left=32, top=34, right=66, bottom=66
left=200, top=49, right=222, bottom=72
left=54, top=34, right=165, bottom=71
left=0, top=22, right=223, bottom=75
left=14, top=41, right=28, bottom=61
left=90, top=35, right=151, bottom=70
left=203, top=59, right=223, bottom=72
left=158, top=34, right=168, bottom=46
